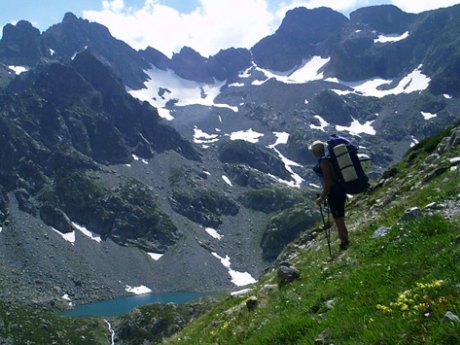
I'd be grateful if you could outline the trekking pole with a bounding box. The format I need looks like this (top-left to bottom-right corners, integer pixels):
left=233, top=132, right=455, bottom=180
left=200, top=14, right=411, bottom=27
left=317, top=194, right=332, bottom=260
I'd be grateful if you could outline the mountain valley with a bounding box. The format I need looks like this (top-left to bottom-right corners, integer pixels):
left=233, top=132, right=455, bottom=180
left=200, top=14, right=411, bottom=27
left=0, top=3, right=460, bottom=343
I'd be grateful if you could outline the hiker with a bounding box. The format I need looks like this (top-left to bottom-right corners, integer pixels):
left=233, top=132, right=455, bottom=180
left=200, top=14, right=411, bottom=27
left=310, top=140, right=349, bottom=250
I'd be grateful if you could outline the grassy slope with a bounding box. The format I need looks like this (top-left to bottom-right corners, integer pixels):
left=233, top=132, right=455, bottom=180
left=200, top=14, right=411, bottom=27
left=164, top=128, right=460, bottom=345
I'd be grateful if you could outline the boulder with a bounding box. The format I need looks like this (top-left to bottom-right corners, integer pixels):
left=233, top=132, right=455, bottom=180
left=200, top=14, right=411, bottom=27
left=14, top=189, right=36, bottom=216
left=371, top=226, right=390, bottom=238
left=399, top=207, right=423, bottom=222
left=245, top=296, right=258, bottom=311
left=277, top=263, right=300, bottom=285
left=39, top=204, right=74, bottom=234
left=442, top=311, right=459, bottom=324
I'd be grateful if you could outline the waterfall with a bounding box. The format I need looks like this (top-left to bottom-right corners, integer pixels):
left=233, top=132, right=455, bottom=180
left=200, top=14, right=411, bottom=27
left=104, top=319, right=115, bottom=345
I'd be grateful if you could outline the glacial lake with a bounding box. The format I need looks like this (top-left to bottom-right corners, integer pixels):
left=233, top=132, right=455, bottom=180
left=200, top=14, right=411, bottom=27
left=60, top=291, right=212, bottom=318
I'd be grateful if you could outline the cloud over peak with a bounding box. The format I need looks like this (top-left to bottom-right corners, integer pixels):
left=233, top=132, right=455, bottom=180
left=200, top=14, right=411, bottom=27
left=83, top=0, right=460, bottom=58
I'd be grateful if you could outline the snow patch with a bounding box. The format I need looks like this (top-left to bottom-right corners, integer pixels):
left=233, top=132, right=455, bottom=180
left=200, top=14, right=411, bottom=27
left=193, top=127, right=219, bottom=145
left=62, top=294, right=73, bottom=306
left=214, top=103, right=238, bottom=112
left=222, top=175, right=233, bottom=186
left=253, top=56, right=330, bottom=85
left=251, top=79, right=266, bottom=86
left=49, top=48, right=55, bottom=56
left=421, top=111, right=437, bottom=120
left=132, top=154, right=149, bottom=165
left=212, top=253, right=231, bottom=268
left=8, top=65, right=29, bottom=75
left=329, top=65, right=430, bottom=98
left=205, top=227, right=223, bottom=240
left=125, top=285, right=152, bottom=294
left=129, top=66, right=228, bottom=110
left=157, top=108, right=174, bottom=121
left=268, top=132, right=304, bottom=188
left=211, top=252, right=257, bottom=287
left=410, top=136, right=419, bottom=147
left=331, top=88, right=354, bottom=96
left=310, top=115, right=330, bottom=132
left=374, top=31, right=410, bottom=43
left=336, top=118, right=376, bottom=136
left=228, top=82, right=244, bottom=88
left=71, top=222, right=102, bottom=243
left=52, top=228, right=75, bottom=245
left=147, top=253, right=163, bottom=261
left=443, top=94, right=452, bottom=99
left=228, top=128, right=264, bottom=143
left=238, top=66, right=252, bottom=78
left=228, top=271, right=257, bottom=287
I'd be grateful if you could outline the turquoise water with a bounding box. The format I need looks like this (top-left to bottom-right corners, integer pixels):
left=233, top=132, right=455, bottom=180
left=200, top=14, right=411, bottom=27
left=60, top=291, right=211, bottom=318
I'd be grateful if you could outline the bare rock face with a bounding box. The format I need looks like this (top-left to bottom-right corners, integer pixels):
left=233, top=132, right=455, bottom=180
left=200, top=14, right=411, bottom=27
left=251, top=7, right=347, bottom=72
left=0, top=20, right=45, bottom=65
left=261, top=203, right=318, bottom=261
left=39, top=204, right=73, bottom=234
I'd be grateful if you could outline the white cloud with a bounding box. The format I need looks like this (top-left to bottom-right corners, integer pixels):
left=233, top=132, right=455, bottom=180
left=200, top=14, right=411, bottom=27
left=84, top=0, right=276, bottom=57
left=276, top=0, right=362, bottom=17
left=390, top=0, right=460, bottom=13
left=83, top=0, right=460, bottom=58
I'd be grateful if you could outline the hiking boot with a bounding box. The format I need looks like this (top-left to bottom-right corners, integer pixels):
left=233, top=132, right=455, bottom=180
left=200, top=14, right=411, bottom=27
left=339, top=241, right=349, bottom=251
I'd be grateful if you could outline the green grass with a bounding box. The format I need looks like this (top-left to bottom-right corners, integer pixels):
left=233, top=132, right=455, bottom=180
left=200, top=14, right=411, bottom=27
left=0, top=301, right=108, bottom=344
left=166, top=211, right=460, bottom=345
left=164, top=130, right=460, bottom=345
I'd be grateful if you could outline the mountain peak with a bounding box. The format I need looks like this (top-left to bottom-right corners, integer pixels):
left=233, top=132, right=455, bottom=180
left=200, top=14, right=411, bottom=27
left=170, top=46, right=212, bottom=83
left=62, top=12, right=79, bottom=24
left=350, top=5, right=415, bottom=34
left=252, top=6, right=347, bottom=71
left=0, top=19, right=43, bottom=65
left=277, top=7, right=348, bottom=37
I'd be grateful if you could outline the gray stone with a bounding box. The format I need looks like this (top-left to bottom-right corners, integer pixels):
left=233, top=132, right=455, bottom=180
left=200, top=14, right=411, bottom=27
left=325, top=298, right=337, bottom=310
left=371, top=226, right=390, bottom=238
left=277, top=264, right=300, bottom=285
left=246, top=296, right=258, bottom=311
left=449, top=156, right=460, bottom=165
left=424, top=153, right=440, bottom=165
left=315, top=330, right=331, bottom=345
left=399, top=207, right=423, bottom=222
left=260, top=284, right=279, bottom=294
left=442, top=311, right=459, bottom=323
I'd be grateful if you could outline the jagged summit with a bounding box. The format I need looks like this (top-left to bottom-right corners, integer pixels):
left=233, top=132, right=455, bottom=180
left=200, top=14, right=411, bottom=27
left=0, top=20, right=45, bottom=65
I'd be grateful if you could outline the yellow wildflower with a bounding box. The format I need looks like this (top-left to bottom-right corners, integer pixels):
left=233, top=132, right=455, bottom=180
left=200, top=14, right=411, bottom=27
left=400, top=304, right=409, bottom=311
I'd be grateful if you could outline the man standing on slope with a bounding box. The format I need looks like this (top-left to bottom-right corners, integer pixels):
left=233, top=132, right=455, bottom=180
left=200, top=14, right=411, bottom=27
left=310, top=140, right=349, bottom=250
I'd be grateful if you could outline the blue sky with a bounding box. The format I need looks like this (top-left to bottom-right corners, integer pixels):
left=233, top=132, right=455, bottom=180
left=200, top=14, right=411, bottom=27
left=2, top=0, right=460, bottom=57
